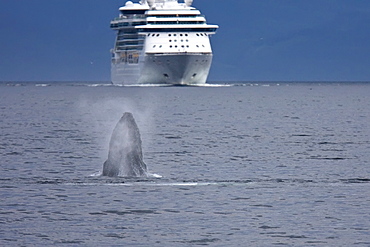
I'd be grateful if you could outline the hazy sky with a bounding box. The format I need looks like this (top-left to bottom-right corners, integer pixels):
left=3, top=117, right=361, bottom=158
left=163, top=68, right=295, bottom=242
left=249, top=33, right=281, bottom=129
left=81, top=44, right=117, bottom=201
left=1, top=0, right=369, bottom=82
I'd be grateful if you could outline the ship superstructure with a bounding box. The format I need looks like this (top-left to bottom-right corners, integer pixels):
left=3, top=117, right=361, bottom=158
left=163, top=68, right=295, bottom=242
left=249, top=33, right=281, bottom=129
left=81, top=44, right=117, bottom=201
left=110, top=0, right=218, bottom=85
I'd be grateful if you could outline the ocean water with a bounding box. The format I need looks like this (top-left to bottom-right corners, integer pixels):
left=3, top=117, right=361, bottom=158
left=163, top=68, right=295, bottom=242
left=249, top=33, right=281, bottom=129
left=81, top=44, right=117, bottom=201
left=1, top=81, right=369, bottom=246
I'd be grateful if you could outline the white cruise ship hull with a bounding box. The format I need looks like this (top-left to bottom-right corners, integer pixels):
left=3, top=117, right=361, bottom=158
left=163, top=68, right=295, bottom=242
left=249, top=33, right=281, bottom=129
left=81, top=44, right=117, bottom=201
left=112, top=53, right=212, bottom=85
left=110, top=0, right=218, bottom=86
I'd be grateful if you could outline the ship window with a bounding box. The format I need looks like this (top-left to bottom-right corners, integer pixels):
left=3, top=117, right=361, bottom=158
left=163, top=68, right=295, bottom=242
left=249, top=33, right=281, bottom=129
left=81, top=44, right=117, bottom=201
left=159, top=45, right=162, bottom=48
left=185, top=34, right=188, bottom=36
left=156, top=34, right=160, bottom=37
left=148, top=34, right=151, bottom=36
left=186, top=45, right=189, bottom=48
left=175, top=45, right=178, bottom=48
left=181, top=45, right=184, bottom=48
left=168, top=34, right=171, bottom=37
left=180, top=34, right=183, bottom=36
left=169, top=40, right=172, bottom=42
left=196, top=45, right=199, bottom=48
left=196, top=34, right=199, bottom=36
left=181, top=40, right=183, bottom=42
left=186, top=39, right=189, bottom=42
left=204, top=33, right=207, bottom=36
left=174, top=34, right=177, bottom=36
left=200, top=33, right=204, bottom=36
left=128, top=53, right=139, bottom=64
left=153, top=45, right=156, bottom=48
left=174, top=40, right=177, bottom=42
left=170, top=45, right=172, bottom=48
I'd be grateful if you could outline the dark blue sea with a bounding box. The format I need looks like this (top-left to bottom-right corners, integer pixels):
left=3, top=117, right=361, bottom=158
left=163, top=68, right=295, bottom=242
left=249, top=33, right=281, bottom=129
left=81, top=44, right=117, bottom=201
left=1, top=81, right=369, bottom=246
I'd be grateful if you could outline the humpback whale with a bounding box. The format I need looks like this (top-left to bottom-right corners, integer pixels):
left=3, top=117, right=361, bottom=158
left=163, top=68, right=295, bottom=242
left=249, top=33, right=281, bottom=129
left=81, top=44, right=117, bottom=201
left=102, top=112, right=147, bottom=177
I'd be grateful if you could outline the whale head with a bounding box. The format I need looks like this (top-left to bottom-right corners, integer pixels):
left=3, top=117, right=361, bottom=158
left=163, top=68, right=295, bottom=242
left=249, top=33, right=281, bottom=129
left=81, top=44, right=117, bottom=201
left=102, top=112, right=147, bottom=177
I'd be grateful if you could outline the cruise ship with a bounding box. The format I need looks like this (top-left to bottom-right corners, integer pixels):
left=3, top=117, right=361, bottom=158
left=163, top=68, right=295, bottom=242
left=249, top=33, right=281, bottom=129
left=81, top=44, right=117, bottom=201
left=110, top=0, right=219, bottom=85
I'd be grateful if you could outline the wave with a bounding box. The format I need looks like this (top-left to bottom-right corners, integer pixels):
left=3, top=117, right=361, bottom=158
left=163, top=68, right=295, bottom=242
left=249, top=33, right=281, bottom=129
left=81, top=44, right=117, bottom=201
left=2, top=176, right=369, bottom=188
left=87, top=83, right=232, bottom=88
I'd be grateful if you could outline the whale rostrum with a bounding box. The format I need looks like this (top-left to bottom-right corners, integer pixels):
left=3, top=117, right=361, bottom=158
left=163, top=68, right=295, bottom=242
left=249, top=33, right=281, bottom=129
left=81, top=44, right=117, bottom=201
left=102, top=112, right=147, bottom=177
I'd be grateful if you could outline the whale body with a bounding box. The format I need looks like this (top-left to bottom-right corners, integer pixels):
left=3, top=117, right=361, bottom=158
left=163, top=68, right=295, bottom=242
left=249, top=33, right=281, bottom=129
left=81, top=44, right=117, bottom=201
left=102, top=112, right=147, bottom=177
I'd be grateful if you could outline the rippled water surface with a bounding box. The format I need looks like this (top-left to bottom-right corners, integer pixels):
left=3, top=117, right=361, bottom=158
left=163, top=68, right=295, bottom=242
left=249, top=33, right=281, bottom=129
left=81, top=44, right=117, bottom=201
left=1, top=82, right=370, bottom=246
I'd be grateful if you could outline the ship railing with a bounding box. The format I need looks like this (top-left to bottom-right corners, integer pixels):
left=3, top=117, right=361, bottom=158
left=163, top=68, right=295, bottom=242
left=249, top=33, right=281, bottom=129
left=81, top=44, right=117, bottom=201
left=111, top=21, right=147, bottom=29
left=113, top=15, right=146, bottom=21
left=147, top=14, right=205, bottom=18
left=148, top=21, right=206, bottom=25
